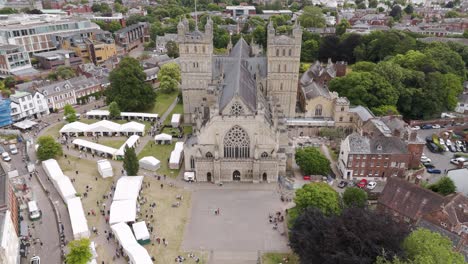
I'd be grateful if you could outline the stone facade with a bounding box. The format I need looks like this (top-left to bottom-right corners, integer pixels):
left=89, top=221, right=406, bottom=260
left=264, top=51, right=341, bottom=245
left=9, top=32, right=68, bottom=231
left=179, top=18, right=299, bottom=183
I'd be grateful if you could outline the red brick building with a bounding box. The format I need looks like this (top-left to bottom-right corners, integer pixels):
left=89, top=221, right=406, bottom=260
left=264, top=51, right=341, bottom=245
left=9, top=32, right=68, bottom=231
left=0, top=164, right=19, bottom=235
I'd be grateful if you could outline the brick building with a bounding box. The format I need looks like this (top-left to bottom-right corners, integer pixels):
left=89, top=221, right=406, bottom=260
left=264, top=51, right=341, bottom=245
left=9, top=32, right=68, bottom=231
left=0, top=164, right=18, bottom=235
left=114, top=22, right=149, bottom=53
left=33, top=50, right=82, bottom=70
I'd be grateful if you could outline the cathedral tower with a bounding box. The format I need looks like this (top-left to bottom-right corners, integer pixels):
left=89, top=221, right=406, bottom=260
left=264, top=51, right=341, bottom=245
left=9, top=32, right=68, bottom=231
left=266, top=20, right=302, bottom=118
left=177, top=18, right=213, bottom=123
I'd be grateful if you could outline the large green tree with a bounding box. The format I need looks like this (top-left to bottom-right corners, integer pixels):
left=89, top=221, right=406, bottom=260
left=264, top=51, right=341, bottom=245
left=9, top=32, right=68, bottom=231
left=336, top=19, right=351, bottom=36
left=343, top=187, right=368, bottom=208
left=37, top=136, right=63, bottom=161
left=295, top=147, right=331, bottom=176
left=108, top=101, right=121, bottom=119
left=107, top=57, right=156, bottom=111
left=301, top=39, right=319, bottom=62
left=64, top=104, right=77, bottom=123
left=123, top=145, right=139, bottom=176
left=403, top=229, right=465, bottom=264
left=158, top=62, right=181, bottom=83
left=294, top=182, right=341, bottom=216
left=299, top=6, right=326, bottom=28
left=65, top=238, right=93, bottom=264
left=428, top=177, right=456, bottom=196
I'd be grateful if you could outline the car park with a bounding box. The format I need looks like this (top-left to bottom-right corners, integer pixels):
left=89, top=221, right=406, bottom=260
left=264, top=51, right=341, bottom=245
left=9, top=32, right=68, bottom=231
left=338, top=181, right=348, bottom=188
left=367, top=181, right=377, bottom=190
left=422, top=124, right=433, bottom=129
left=357, top=179, right=368, bottom=189
left=427, top=168, right=442, bottom=174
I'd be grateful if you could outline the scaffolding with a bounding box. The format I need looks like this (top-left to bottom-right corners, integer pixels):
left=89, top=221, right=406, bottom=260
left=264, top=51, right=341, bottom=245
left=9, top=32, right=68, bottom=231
left=0, top=96, right=12, bottom=128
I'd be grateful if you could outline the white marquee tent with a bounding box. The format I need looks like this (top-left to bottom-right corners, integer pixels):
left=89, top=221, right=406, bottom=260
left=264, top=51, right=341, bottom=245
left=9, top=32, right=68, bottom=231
left=109, top=200, right=137, bottom=225
left=42, top=159, right=65, bottom=182
left=60, top=120, right=145, bottom=137
left=113, top=176, right=143, bottom=201
left=97, top=159, right=113, bottom=178
left=169, top=142, right=184, bottom=170
left=86, top=110, right=159, bottom=121
left=115, top=135, right=140, bottom=157
left=139, top=156, right=160, bottom=171
left=154, top=133, right=172, bottom=144
left=132, top=221, right=150, bottom=244
left=72, top=139, right=118, bottom=158
left=171, top=114, right=181, bottom=128
left=55, top=176, right=77, bottom=203
left=111, top=222, right=153, bottom=264
left=67, top=197, right=90, bottom=239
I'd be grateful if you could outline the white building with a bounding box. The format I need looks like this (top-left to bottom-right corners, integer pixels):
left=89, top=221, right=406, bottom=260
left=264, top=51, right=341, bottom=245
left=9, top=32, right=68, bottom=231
left=455, top=94, right=468, bottom=114
left=0, top=44, right=35, bottom=77
left=226, top=6, right=256, bottom=18
left=0, top=210, right=19, bottom=264
left=10, top=91, right=49, bottom=121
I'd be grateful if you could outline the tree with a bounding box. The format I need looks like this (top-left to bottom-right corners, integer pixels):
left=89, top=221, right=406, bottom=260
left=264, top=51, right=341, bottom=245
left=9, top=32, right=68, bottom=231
left=301, top=39, right=319, bottom=62
left=445, top=10, right=460, bottom=18
left=368, top=0, right=378, bottom=8
left=372, top=105, right=400, bottom=116
left=158, top=62, right=181, bottom=83
left=336, top=19, right=351, bottom=36
left=390, top=5, right=402, bottom=20
left=294, top=182, right=341, bottom=216
left=123, top=145, right=139, bottom=176
left=108, top=101, right=121, bottom=119
left=165, top=40, right=179, bottom=58
left=65, top=238, right=93, bottom=264
left=403, top=229, right=465, bottom=264
left=299, top=6, right=326, bottom=28
left=428, top=177, right=456, bottom=196
left=4, top=76, right=15, bottom=88
left=37, top=136, right=62, bottom=161
left=295, top=147, right=331, bottom=176
left=352, top=61, right=376, bottom=72
left=290, top=207, right=409, bottom=264
left=343, top=187, right=368, bottom=208
left=64, top=104, right=77, bottom=122
left=49, top=66, right=75, bottom=80
left=107, top=57, right=156, bottom=111
left=404, top=4, right=414, bottom=14
left=159, top=76, right=179, bottom=94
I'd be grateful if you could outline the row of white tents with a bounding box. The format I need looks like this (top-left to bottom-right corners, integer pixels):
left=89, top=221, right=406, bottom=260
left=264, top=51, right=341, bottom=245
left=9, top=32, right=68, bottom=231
left=86, top=110, right=159, bottom=122
left=72, top=135, right=140, bottom=160
left=60, top=120, right=145, bottom=137
left=109, top=176, right=153, bottom=263
left=169, top=142, right=184, bottom=170
left=42, top=159, right=89, bottom=240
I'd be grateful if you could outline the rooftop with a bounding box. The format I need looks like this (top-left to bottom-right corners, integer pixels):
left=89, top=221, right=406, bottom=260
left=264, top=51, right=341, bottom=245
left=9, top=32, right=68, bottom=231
left=349, top=105, right=375, bottom=122
left=33, top=49, right=76, bottom=59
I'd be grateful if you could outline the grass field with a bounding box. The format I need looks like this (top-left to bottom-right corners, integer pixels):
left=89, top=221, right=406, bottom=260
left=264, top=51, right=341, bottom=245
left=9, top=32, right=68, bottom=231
left=41, top=122, right=65, bottom=138
left=150, top=91, right=178, bottom=115
left=98, top=138, right=127, bottom=149
left=262, top=252, right=299, bottom=264
left=137, top=142, right=180, bottom=178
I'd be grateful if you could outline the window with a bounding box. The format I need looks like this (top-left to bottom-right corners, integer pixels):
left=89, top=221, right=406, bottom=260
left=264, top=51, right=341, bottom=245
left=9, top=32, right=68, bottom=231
left=284, top=64, right=286, bottom=72
left=350, top=117, right=353, bottom=122
left=224, top=125, right=250, bottom=159
left=339, top=117, right=343, bottom=122
left=276, top=49, right=279, bottom=56
left=278, top=64, right=280, bottom=72
left=205, top=152, right=213, bottom=158
left=315, top=105, right=323, bottom=116
left=280, top=83, right=283, bottom=91
left=289, top=49, right=291, bottom=56
left=194, top=46, right=197, bottom=52
left=282, top=49, right=285, bottom=56
left=29, top=103, right=33, bottom=108
left=341, top=107, right=345, bottom=111
left=230, top=102, right=244, bottom=116
left=261, top=152, right=268, bottom=158
left=203, top=46, right=206, bottom=53
left=190, top=156, right=195, bottom=169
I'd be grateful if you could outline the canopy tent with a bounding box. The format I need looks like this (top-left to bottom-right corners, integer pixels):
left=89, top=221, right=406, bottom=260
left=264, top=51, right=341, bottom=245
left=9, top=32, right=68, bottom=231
left=171, top=114, right=181, bottom=128
left=154, top=133, right=172, bottom=144
left=139, top=156, right=160, bottom=171
left=13, top=120, right=37, bottom=130
left=169, top=142, right=184, bottom=170
left=60, top=120, right=145, bottom=137
left=111, top=222, right=152, bottom=264
left=174, top=142, right=184, bottom=152
left=88, top=120, right=121, bottom=134
left=59, top=122, right=88, bottom=135
left=97, top=159, right=113, bottom=178
left=86, top=110, right=159, bottom=121
left=115, top=135, right=140, bottom=158
left=120, top=122, right=145, bottom=134
left=67, top=197, right=89, bottom=239
left=72, top=139, right=118, bottom=158
left=55, top=176, right=77, bottom=203
left=113, top=176, right=143, bottom=200
left=41, top=159, right=64, bottom=182
left=109, top=200, right=137, bottom=225
left=132, top=221, right=150, bottom=245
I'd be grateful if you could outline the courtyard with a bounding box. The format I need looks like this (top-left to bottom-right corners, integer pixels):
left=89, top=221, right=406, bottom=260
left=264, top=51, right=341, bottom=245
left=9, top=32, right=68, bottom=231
left=182, top=187, right=290, bottom=258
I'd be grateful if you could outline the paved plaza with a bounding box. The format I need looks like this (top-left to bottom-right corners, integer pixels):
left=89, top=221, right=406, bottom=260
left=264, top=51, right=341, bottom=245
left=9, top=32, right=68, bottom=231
left=182, top=187, right=290, bottom=254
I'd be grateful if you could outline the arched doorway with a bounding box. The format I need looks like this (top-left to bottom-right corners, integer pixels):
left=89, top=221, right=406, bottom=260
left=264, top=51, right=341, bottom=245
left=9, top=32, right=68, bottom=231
left=233, top=170, right=241, bottom=181
left=207, top=172, right=212, bottom=182
left=262, top=173, right=267, bottom=182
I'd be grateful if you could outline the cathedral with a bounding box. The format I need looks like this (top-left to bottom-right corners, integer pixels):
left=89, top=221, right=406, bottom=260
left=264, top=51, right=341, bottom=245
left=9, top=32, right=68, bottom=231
left=178, top=17, right=302, bottom=183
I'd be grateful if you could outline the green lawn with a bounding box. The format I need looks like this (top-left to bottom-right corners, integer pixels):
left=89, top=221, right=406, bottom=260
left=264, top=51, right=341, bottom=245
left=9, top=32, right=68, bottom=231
left=163, top=103, right=183, bottom=125
left=137, top=141, right=180, bottom=178
left=98, top=138, right=127, bottom=149
left=41, top=122, right=65, bottom=138
left=262, top=253, right=299, bottom=264
left=149, top=91, right=178, bottom=115
left=183, top=126, right=192, bottom=135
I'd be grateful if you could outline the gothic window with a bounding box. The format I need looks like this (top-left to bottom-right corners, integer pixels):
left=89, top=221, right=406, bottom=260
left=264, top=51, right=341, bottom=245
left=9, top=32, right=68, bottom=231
left=203, top=46, right=206, bottom=53
left=289, top=49, right=292, bottom=56
left=190, top=156, right=195, bottom=169
left=282, top=49, right=285, bottom=56
left=261, top=152, right=268, bottom=158
left=230, top=102, right=244, bottom=116
left=278, top=64, right=280, bottom=72
left=350, top=116, right=353, bottom=122
left=205, top=152, right=213, bottom=158
left=224, top=125, right=250, bottom=159
left=280, top=83, right=283, bottom=91
left=339, top=116, right=343, bottom=122
left=194, top=46, right=197, bottom=52
left=284, top=64, right=286, bottom=72
left=315, top=105, right=322, bottom=116
left=276, top=49, right=279, bottom=56
left=185, top=46, right=188, bottom=53
left=341, top=106, right=345, bottom=111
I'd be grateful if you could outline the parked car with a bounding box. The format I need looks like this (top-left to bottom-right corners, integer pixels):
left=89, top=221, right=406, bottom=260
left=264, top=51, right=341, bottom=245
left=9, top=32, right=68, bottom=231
left=411, top=126, right=420, bottom=130
left=367, top=181, right=377, bottom=190
left=426, top=142, right=441, bottom=153
left=423, top=163, right=435, bottom=169
left=30, top=256, right=40, bottom=264
left=448, top=145, right=456, bottom=153
left=338, top=181, right=348, bottom=188
left=9, top=144, right=17, bottom=154
left=422, top=124, right=433, bottom=129
left=427, top=168, right=442, bottom=174
left=2, top=152, right=10, bottom=162
left=303, top=175, right=311, bottom=181
left=420, top=156, right=431, bottom=163
left=348, top=181, right=356, bottom=187
left=357, top=179, right=368, bottom=189
left=432, top=124, right=441, bottom=129
left=28, top=201, right=41, bottom=220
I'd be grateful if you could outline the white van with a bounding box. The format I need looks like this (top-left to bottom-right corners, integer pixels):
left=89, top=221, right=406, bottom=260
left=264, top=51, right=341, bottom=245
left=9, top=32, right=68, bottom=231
left=9, top=144, right=17, bottom=154
left=28, top=201, right=41, bottom=220
left=2, top=152, right=11, bottom=162
left=184, top=171, right=195, bottom=182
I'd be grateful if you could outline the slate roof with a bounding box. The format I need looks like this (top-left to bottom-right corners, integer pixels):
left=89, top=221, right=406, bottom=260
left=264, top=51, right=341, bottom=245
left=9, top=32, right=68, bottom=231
left=215, top=38, right=265, bottom=112
left=349, top=106, right=375, bottom=122
left=459, top=94, right=468, bottom=104
left=378, top=177, right=445, bottom=220
left=299, top=60, right=337, bottom=100
left=347, top=133, right=408, bottom=154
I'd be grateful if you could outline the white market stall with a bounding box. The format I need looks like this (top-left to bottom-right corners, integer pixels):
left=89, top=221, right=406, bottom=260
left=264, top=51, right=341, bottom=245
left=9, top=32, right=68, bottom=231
left=59, top=122, right=88, bottom=137
left=126, top=244, right=153, bottom=264
left=132, top=221, right=150, bottom=245
left=13, top=120, right=37, bottom=130
left=154, top=133, right=172, bottom=144
left=67, top=197, right=90, bottom=239
left=86, top=110, right=159, bottom=122
left=72, top=139, right=118, bottom=159
left=114, top=135, right=141, bottom=159
left=113, top=176, right=144, bottom=201
left=55, top=176, right=77, bottom=203
left=60, top=120, right=145, bottom=137
left=109, top=200, right=137, bottom=225
left=171, top=114, right=181, bottom=128
left=120, top=122, right=145, bottom=136
left=169, top=142, right=184, bottom=170
left=111, top=222, right=152, bottom=264
left=139, top=157, right=160, bottom=172
left=97, top=160, right=113, bottom=178
left=88, top=120, right=121, bottom=136
left=42, top=159, right=65, bottom=182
